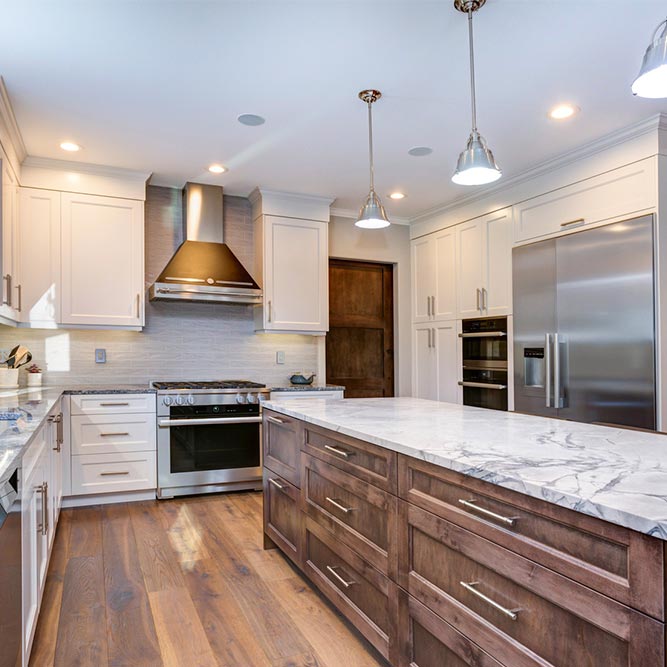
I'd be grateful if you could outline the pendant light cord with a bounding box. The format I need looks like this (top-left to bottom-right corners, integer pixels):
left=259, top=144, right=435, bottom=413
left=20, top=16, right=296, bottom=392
left=467, top=8, right=477, bottom=133
left=367, top=99, right=375, bottom=192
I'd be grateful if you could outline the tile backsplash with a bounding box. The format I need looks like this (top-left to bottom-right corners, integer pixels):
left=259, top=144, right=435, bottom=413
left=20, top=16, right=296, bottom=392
left=0, top=186, right=319, bottom=387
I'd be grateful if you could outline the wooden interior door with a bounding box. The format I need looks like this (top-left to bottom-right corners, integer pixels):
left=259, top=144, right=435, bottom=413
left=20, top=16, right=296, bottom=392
left=327, top=259, right=394, bottom=398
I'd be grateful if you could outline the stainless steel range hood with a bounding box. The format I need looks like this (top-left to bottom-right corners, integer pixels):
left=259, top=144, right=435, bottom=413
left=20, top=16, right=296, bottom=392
left=149, top=182, right=262, bottom=305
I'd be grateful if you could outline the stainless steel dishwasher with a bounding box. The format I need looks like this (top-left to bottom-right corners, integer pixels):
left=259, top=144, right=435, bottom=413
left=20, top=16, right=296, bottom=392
left=0, top=464, right=22, bottom=667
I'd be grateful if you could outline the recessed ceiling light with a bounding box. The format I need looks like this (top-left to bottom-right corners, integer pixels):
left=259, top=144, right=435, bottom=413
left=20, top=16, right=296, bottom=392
left=408, top=146, right=433, bottom=157
left=60, top=141, right=81, bottom=152
left=208, top=164, right=227, bottom=174
left=548, top=104, right=580, bottom=120
left=389, top=192, right=406, bottom=200
left=237, top=113, right=265, bottom=126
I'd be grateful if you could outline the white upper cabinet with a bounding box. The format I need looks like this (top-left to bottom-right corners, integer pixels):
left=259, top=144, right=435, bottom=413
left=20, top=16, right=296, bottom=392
left=257, top=215, right=328, bottom=332
left=0, top=158, right=19, bottom=322
left=17, top=187, right=61, bottom=327
left=456, top=207, right=513, bottom=318
left=412, top=321, right=460, bottom=403
left=411, top=227, right=457, bottom=323
left=60, top=192, right=144, bottom=327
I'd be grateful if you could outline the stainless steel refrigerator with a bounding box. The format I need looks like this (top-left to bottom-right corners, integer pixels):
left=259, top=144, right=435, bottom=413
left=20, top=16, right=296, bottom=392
left=513, top=215, right=656, bottom=429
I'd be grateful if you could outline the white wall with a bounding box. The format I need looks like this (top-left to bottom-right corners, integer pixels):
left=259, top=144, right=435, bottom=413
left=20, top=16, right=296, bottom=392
left=328, top=216, right=412, bottom=396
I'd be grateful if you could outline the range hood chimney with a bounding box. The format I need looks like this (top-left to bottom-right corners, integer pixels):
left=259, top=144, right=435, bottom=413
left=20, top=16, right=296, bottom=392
left=149, top=183, right=262, bottom=305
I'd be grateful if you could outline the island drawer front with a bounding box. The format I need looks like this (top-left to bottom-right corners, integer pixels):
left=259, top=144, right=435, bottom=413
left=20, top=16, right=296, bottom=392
left=71, top=413, right=156, bottom=455
left=398, top=591, right=504, bottom=667
left=302, top=452, right=398, bottom=579
left=70, top=393, right=156, bottom=415
left=398, top=455, right=665, bottom=620
left=263, top=409, right=302, bottom=487
left=71, top=451, right=157, bottom=495
left=303, top=424, right=397, bottom=493
left=263, top=469, right=301, bottom=566
left=398, top=501, right=665, bottom=667
left=304, top=516, right=398, bottom=663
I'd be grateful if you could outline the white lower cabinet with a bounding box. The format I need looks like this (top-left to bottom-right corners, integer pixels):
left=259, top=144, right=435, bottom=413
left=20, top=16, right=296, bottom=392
left=71, top=451, right=156, bottom=495
left=22, top=403, right=62, bottom=666
left=413, top=322, right=460, bottom=403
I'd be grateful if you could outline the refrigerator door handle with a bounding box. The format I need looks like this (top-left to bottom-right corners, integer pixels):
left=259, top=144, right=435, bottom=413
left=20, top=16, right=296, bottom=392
left=545, top=333, right=552, bottom=408
left=553, top=333, right=561, bottom=409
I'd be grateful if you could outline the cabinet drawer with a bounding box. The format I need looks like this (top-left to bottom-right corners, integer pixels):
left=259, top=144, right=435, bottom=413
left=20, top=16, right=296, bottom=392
left=71, top=413, right=156, bottom=455
left=263, top=468, right=301, bottom=565
left=302, top=453, right=397, bottom=578
left=304, top=516, right=398, bottom=663
left=263, top=409, right=302, bottom=486
left=514, top=159, right=656, bottom=243
left=70, top=393, right=156, bottom=415
left=71, top=451, right=156, bottom=495
left=399, top=501, right=664, bottom=667
left=303, top=424, right=397, bottom=492
left=399, top=455, right=665, bottom=619
left=398, top=591, right=502, bottom=667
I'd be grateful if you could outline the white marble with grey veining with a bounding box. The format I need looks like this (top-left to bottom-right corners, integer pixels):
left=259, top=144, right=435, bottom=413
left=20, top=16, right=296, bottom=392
left=262, top=397, right=667, bottom=540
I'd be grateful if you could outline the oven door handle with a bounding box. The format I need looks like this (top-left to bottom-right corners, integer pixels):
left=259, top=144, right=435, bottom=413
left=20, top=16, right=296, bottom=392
left=458, top=332, right=506, bottom=338
left=458, top=381, right=507, bottom=390
left=158, top=416, right=263, bottom=427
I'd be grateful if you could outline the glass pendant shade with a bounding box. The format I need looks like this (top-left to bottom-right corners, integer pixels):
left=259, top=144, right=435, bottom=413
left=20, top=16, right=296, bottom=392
left=355, top=189, right=390, bottom=229
left=452, top=130, right=502, bottom=185
left=632, top=19, right=667, bottom=98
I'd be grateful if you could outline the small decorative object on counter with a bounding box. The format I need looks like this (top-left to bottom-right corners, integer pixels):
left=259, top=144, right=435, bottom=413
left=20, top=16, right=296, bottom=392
left=0, top=344, right=32, bottom=388
left=289, top=372, right=316, bottom=385
left=26, top=364, right=43, bottom=387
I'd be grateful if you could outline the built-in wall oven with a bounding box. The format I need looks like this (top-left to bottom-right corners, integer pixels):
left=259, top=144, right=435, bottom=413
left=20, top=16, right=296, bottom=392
left=459, top=317, right=508, bottom=411
left=154, top=381, right=269, bottom=498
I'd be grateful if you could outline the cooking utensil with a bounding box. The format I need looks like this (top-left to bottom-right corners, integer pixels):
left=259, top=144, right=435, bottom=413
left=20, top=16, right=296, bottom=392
left=5, top=345, right=31, bottom=369
left=14, top=349, right=32, bottom=369
left=290, top=373, right=316, bottom=385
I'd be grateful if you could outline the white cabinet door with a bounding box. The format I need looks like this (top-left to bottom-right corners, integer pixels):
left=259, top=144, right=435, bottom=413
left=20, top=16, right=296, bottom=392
left=457, top=219, right=484, bottom=318
left=411, top=236, right=435, bottom=323
left=61, top=193, right=144, bottom=327
left=17, top=188, right=61, bottom=326
left=0, top=159, right=18, bottom=321
left=260, top=215, right=328, bottom=332
left=434, top=321, right=460, bottom=404
left=433, top=228, right=457, bottom=321
left=482, top=208, right=513, bottom=317
left=413, top=324, right=437, bottom=400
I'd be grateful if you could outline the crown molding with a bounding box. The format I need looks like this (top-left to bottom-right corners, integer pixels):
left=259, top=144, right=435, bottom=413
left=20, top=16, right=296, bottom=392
left=410, top=113, right=667, bottom=225
left=0, top=77, right=27, bottom=165
left=330, top=206, right=410, bottom=226
left=22, top=155, right=151, bottom=182
left=248, top=187, right=335, bottom=207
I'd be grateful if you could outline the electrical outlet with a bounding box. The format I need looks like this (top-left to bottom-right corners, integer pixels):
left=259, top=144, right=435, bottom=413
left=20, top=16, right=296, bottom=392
left=276, top=351, right=285, bottom=365
left=95, top=349, right=107, bottom=364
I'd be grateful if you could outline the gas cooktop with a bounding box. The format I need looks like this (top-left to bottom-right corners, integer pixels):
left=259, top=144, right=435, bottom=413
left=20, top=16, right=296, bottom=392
left=151, top=380, right=266, bottom=391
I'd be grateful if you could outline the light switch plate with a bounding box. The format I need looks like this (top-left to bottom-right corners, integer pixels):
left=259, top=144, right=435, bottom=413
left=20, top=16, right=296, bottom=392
left=276, top=351, right=285, bottom=365
left=95, top=349, right=106, bottom=364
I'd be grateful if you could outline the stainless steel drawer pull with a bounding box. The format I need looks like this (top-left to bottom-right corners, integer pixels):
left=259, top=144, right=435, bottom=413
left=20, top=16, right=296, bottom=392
left=325, top=497, right=354, bottom=514
left=269, top=478, right=286, bottom=491
left=326, top=565, right=356, bottom=588
left=99, top=402, right=130, bottom=407
left=324, top=444, right=351, bottom=459
left=560, top=218, right=585, bottom=228
left=460, top=581, right=519, bottom=621
left=100, top=432, right=130, bottom=437
left=100, top=471, right=130, bottom=476
left=457, top=381, right=507, bottom=390
left=458, top=499, right=517, bottom=527
left=266, top=416, right=286, bottom=425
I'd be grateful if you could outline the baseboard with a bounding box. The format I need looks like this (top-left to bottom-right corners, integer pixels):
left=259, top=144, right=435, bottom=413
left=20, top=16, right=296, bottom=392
left=62, top=489, right=157, bottom=508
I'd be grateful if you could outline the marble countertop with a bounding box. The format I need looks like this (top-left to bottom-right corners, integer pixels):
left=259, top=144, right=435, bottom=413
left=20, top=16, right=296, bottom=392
left=262, top=397, right=667, bottom=540
left=269, top=384, right=345, bottom=392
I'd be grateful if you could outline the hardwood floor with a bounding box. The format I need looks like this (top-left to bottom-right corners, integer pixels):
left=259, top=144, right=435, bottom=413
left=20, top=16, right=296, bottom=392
left=30, top=492, right=388, bottom=667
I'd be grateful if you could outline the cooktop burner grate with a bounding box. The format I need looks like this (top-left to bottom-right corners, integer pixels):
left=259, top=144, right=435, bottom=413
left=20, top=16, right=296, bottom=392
left=152, top=380, right=266, bottom=390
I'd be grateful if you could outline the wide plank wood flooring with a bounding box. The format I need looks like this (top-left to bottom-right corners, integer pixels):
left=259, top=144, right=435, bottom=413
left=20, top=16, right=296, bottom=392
left=30, top=492, right=387, bottom=667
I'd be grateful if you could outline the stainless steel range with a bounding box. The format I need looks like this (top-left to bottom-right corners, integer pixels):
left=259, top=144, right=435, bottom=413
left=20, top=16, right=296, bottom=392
left=153, top=380, right=270, bottom=499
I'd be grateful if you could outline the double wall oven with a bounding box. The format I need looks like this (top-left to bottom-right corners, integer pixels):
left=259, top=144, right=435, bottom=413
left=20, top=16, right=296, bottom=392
left=154, top=381, right=269, bottom=498
left=459, top=317, right=508, bottom=411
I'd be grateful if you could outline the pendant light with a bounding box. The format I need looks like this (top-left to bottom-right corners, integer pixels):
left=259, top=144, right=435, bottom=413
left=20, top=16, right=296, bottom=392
left=355, top=89, right=390, bottom=229
left=632, top=17, right=667, bottom=98
left=452, top=0, right=502, bottom=186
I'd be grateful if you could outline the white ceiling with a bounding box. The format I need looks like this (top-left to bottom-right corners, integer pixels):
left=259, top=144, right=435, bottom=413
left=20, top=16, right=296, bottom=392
left=2, top=0, right=667, bottom=219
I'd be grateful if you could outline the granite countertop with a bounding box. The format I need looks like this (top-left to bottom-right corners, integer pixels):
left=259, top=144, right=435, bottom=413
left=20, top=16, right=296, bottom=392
left=262, top=396, right=667, bottom=540
left=62, top=384, right=156, bottom=395
left=269, top=384, right=345, bottom=392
